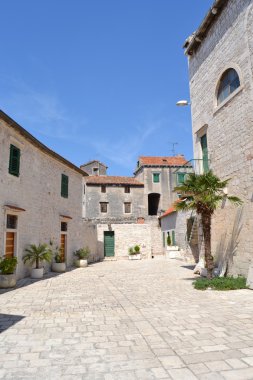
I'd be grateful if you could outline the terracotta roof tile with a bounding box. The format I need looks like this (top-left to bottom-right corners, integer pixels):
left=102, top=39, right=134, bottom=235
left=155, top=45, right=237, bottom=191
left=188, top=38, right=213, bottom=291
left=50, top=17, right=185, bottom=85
left=159, top=200, right=182, bottom=219
left=138, top=156, right=188, bottom=167
left=85, top=176, right=144, bottom=186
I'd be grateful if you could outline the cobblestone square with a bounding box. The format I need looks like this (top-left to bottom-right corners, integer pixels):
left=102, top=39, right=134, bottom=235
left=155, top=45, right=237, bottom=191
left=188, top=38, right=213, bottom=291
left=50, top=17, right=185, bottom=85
left=0, top=259, right=253, bottom=379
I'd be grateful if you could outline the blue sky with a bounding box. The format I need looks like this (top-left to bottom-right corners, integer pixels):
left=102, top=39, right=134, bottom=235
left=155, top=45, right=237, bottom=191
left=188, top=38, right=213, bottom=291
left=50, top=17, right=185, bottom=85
left=1, top=0, right=213, bottom=176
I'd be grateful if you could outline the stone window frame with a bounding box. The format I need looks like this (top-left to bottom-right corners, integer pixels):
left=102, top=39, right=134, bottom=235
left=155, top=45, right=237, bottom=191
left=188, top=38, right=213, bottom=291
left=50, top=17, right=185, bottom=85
left=214, top=64, right=244, bottom=113
left=194, top=124, right=209, bottom=174
left=4, top=211, right=19, bottom=260
left=124, top=202, right=132, bottom=214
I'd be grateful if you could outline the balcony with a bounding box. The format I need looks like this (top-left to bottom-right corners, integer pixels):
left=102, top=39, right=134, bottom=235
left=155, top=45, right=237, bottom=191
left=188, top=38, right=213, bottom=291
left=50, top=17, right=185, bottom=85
left=173, top=159, right=211, bottom=186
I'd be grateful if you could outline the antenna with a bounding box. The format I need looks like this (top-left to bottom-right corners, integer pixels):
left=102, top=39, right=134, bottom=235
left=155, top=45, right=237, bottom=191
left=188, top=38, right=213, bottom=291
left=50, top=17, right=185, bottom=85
left=168, top=142, right=178, bottom=156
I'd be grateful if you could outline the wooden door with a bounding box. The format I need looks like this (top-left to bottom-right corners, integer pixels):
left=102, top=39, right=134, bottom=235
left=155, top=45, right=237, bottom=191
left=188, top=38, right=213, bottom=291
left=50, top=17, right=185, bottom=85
left=5, top=232, right=15, bottom=258
left=60, top=234, right=66, bottom=262
left=104, top=232, right=115, bottom=257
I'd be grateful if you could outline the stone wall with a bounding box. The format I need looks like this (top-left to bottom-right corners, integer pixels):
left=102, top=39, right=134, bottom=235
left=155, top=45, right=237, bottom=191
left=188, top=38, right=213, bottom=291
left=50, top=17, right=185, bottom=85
left=188, top=0, right=253, bottom=275
left=0, top=118, right=85, bottom=279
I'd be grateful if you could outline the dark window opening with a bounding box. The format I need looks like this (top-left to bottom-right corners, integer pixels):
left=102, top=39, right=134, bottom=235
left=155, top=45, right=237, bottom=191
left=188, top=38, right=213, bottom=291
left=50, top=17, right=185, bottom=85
left=148, top=193, right=160, bottom=216
left=7, top=215, right=18, bottom=229
left=124, top=202, right=131, bottom=213
left=100, top=202, right=108, bottom=213
left=93, top=168, right=99, bottom=175
left=101, top=185, right=106, bottom=193
left=124, top=186, right=130, bottom=193
left=61, top=222, right=68, bottom=232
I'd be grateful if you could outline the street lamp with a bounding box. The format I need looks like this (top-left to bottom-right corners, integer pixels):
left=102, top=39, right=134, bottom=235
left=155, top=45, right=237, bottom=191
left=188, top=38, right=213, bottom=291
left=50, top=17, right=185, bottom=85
left=176, top=100, right=191, bottom=106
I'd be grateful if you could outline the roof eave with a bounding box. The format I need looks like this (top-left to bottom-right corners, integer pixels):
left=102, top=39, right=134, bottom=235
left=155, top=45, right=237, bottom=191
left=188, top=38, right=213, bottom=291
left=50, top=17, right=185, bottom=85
left=184, top=0, right=228, bottom=56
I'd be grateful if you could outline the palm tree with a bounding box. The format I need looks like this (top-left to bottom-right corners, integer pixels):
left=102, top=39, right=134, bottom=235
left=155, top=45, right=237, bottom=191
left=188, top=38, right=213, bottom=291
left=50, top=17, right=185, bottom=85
left=174, top=171, right=242, bottom=279
left=23, top=244, right=52, bottom=269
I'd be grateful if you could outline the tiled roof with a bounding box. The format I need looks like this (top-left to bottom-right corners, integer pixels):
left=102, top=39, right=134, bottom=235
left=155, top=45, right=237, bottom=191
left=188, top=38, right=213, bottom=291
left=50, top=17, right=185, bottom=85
left=159, top=200, right=182, bottom=219
left=85, top=176, right=144, bottom=186
left=138, top=156, right=188, bottom=167
left=81, top=160, right=108, bottom=168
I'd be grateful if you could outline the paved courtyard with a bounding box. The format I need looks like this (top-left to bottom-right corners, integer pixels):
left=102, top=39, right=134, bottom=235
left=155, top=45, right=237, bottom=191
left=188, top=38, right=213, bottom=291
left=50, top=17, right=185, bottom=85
left=0, top=259, right=253, bottom=380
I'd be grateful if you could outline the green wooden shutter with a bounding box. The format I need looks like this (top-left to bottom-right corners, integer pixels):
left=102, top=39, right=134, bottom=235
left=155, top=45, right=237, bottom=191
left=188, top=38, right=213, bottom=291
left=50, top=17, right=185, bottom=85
left=61, top=174, right=69, bottom=198
left=153, top=173, right=160, bottom=183
left=201, top=135, right=209, bottom=173
left=177, top=173, right=185, bottom=185
left=172, top=230, right=176, bottom=246
left=9, top=145, right=20, bottom=177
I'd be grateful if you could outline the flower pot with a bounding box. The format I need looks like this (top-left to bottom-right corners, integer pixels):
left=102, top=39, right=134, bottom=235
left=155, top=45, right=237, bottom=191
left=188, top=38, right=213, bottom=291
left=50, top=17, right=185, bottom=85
left=75, top=259, right=88, bottom=268
left=129, top=254, right=141, bottom=260
left=52, top=262, right=66, bottom=273
left=31, top=268, right=44, bottom=279
left=0, top=274, right=16, bottom=288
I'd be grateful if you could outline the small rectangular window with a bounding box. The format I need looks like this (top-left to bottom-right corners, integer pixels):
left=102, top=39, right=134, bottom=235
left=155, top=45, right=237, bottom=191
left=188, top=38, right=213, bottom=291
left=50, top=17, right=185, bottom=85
left=93, top=168, right=99, bottom=175
left=124, top=186, right=130, bottom=193
left=153, top=173, right=160, bottom=183
left=100, top=202, right=108, bottom=213
left=9, top=145, right=20, bottom=177
left=61, top=174, right=69, bottom=198
left=124, top=202, right=131, bottom=214
left=101, top=185, right=106, bottom=193
left=6, top=215, right=18, bottom=229
left=61, top=222, right=68, bottom=232
left=177, top=173, right=185, bottom=185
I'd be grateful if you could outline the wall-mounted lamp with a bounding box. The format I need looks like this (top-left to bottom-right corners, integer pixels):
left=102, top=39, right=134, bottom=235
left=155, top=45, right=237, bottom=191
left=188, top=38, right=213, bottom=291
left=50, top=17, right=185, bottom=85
left=176, top=100, right=191, bottom=107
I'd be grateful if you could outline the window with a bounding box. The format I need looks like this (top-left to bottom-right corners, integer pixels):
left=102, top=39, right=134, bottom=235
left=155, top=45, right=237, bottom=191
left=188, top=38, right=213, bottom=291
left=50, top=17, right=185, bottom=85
left=61, top=174, right=69, bottom=198
left=101, top=185, right=106, bottom=193
left=124, top=186, right=130, bottom=193
left=153, top=173, right=160, bottom=183
left=124, top=202, right=131, bottom=214
left=100, top=202, right=108, bottom=213
left=93, top=168, right=99, bottom=175
left=7, top=215, right=18, bottom=229
left=61, top=222, right=68, bottom=232
left=9, top=144, right=20, bottom=177
left=217, top=68, right=240, bottom=105
left=177, top=173, right=185, bottom=185
left=83, top=185, right=85, bottom=194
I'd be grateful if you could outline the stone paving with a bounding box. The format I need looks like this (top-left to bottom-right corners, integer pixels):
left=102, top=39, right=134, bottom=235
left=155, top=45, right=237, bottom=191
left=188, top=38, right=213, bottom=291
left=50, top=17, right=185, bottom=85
left=0, top=259, right=253, bottom=380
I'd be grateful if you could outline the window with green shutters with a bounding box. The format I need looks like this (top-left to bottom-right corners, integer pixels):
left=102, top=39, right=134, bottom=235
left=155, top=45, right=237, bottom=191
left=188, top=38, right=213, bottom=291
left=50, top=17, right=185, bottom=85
left=9, top=145, right=20, bottom=177
left=61, top=174, right=69, bottom=198
left=153, top=173, right=160, bottom=183
left=177, top=173, right=185, bottom=185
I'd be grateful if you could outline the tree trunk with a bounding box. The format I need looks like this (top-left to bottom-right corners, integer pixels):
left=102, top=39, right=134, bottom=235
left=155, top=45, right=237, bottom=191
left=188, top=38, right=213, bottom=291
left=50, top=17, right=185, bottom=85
left=36, top=257, right=39, bottom=269
left=201, top=213, right=214, bottom=279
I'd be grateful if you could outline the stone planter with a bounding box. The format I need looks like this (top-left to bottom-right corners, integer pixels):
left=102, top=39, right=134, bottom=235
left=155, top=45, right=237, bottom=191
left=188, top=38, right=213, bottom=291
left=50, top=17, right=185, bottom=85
left=31, top=268, right=44, bottom=279
left=75, top=259, right=88, bottom=268
left=129, top=254, right=141, bottom=260
left=247, top=264, right=253, bottom=290
left=166, top=246, right=180, bottom=259
left=0, top=274, right=16, bottom=288
left=52, top=262, right=66, bottom=273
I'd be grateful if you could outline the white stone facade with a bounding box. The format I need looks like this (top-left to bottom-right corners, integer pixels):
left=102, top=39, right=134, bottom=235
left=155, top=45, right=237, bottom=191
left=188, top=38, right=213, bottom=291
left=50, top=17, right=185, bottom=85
left=187, top=0, right=253, bottom=275
left=0, top=114, right=86, bottom=279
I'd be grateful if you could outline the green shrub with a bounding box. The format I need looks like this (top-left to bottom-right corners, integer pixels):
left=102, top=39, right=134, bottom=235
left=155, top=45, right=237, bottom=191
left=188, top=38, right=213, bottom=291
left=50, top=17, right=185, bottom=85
left=23, top=244, right=52, bottom=269
left=134, top=245, right=140, bottom=253
left=74, top=247, right=90, bottom=259
left=0, top=256, right=18, bottom=274
left=167, top=233, right=171, bottom=246
left=128, top=245, right=141, bottom=255
left=193, top=276, right=248, bottom=291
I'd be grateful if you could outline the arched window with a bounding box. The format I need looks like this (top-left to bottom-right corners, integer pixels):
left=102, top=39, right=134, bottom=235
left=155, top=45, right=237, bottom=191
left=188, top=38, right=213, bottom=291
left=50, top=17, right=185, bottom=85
left=217, top=68, right=240, bottom=105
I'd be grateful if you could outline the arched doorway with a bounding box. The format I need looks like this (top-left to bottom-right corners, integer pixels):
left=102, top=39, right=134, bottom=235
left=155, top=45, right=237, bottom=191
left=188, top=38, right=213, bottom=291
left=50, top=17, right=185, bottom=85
left=148, top=193, right=160, bottom=215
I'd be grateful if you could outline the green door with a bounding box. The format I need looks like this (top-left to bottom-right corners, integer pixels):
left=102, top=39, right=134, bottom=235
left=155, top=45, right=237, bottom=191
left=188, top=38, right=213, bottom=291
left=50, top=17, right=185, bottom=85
left=201, top=134, right=209, bottom=172
left=104, top=232, right=115, bottom=257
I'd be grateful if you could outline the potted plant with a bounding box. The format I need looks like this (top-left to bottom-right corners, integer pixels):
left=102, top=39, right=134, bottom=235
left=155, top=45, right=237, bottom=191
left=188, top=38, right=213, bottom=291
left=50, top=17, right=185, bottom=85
left=128, top=245, right=142, bottom=260
left=0, top=256, right=18, bottom=288
left=51, top=247, right=66, bottom=273
left=23, top=244, right=52, bottom=279
left=74, top=247, right=90, bottom=268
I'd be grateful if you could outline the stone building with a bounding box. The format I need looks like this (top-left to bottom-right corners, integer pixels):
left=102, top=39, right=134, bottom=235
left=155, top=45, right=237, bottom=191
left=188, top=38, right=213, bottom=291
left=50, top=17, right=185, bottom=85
left=83, top=175, right=144, bottom=221
left=134, top=155, right=189, bottom=216
left=0, top=110, right=87, bottom=279
left=80, top=160, right=107, bottom=176
left=184, top=0, right=253, bottom=275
